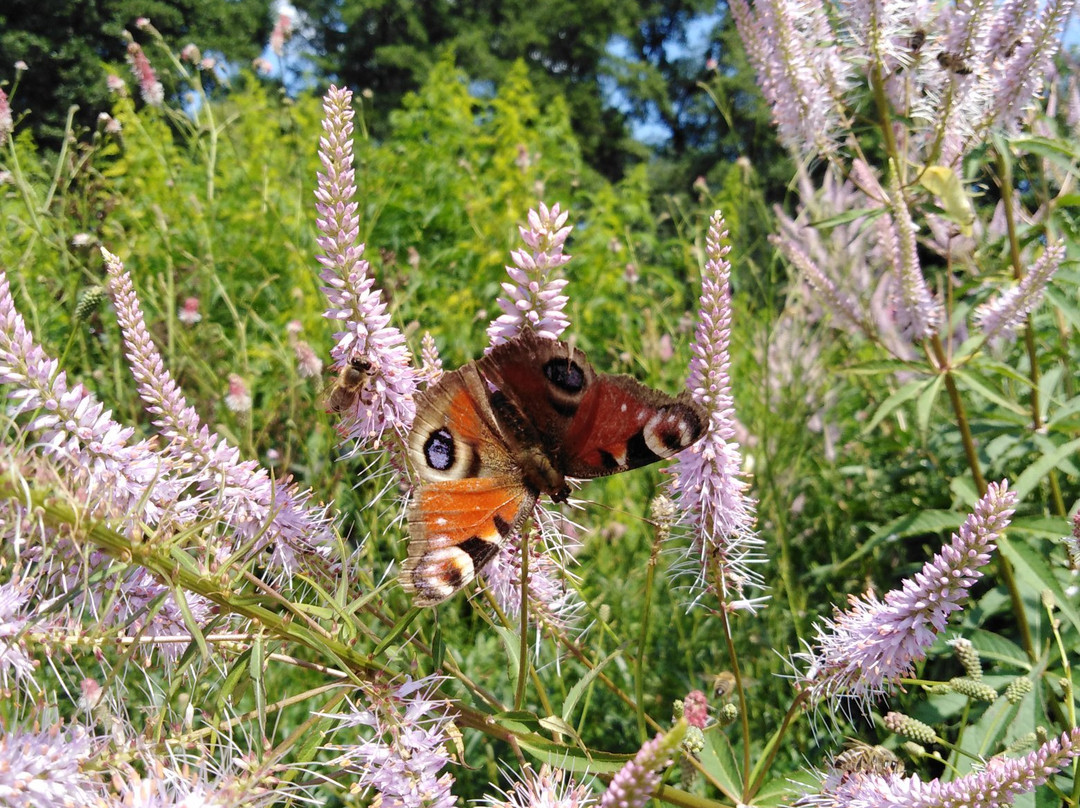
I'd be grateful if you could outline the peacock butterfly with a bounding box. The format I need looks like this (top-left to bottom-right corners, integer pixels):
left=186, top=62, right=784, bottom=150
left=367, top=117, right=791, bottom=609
left=402, top=329, right=707, bottom=606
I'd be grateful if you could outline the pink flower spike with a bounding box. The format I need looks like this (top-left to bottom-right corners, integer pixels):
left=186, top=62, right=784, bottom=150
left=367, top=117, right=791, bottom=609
left=880, top=173, right=941, bottom=341
left=486, top=202, right=573, bottom=346
left=481, top=764, right=594, bottom=808
left=316, top=86, right=419, bottom=444
left=669, top=210, right=764, bottom=611
left=796, top=481, right=1017, bottom=707
left=103, top=250, right=334, bottom=578
left=125, top=42, right=164, bottom=106
left=0, top=88, right=12, bottom=145
left=600, top=720, right=686, bottom=808
left=327, top=676, right=457, bottom=808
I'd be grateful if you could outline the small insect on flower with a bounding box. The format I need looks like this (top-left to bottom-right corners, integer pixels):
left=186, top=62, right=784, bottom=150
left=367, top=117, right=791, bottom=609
left=937, top=51, right=973, bottom=75
left=324, top=357, right=374, bottom=414
left=831, top=740, right=905, bottom=778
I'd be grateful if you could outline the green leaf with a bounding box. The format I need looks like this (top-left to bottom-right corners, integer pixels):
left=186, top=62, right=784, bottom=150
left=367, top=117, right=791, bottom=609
left=999, top=536, right=1080, bottom=638
left=251, top=632, right=266, bottom=736
left=916, top=373, right=945, bottom=432
left=919, top=165, right=975, bottom=236
left=517, top=736, right=629, bottom=774
left=494, top=626, right=521, bottom=686
left=1011, top=515, right=1072, bottom=541
left=967, top=629, right=1029, bottom=668
left=699, top=728, right=742, bottom=801
left=431, top=624, right=445, bottom=672
left=950, top=475, right=979, bottom=508
left=492, top=710, right=544, bottom=734
left=171, top=586, right=209, bottom=661
left=809, top=206, right=887, bottom=230
left=1036, top=365, right=1063, bottom=425
left=1046, top=390, right=1080, bottom=427
left=863, top=378, right=932, bottom=434
left=1033, top=432, right=1080, bottom=476
left=562, top=647, right=622, bottom=725
left=843, top=359, right=923, bottom=376
left=952, top=369, right=1028, bottom=416
left=538, top=715, right=584, bottom=747
left=1012, top=437, right=1080, bottom=501
left=1045, top=287, right=1080, bottom=333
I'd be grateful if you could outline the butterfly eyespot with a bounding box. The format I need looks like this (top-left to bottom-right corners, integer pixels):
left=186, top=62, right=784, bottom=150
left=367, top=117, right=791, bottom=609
left=543, top=358, right=586, bottom=393
left=424, top=427, right=456, bottom=471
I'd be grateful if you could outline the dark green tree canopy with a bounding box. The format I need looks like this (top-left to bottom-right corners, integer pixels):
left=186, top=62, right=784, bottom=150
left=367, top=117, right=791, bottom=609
left=1, top=0, right=272, bottom=146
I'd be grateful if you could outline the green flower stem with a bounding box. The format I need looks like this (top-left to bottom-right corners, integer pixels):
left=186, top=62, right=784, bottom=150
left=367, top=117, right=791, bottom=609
left=928, top=336, right=1034, bottom=660
left=635, top=524, right=663, bottom=743
left=514, top=531, right=530, bottom=711
left=998, top=150, right=1066, bottom=518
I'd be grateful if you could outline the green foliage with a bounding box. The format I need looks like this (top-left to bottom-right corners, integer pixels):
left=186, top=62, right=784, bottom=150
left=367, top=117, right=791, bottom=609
left=290, top=0, right=728, bottom=179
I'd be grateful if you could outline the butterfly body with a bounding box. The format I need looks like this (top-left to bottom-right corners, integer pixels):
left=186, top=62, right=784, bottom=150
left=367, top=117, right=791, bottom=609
left=403, top=330, right=707, bottom=605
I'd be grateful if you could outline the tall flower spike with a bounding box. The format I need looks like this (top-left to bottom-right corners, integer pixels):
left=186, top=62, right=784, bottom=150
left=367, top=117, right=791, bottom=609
left=670, top=211, right=765, bottom=611
left=795, top=481, right=1016, bottom=706
left=727, top=0, right=850, bottom=160
left=0, top=268, right=186, bottom=525
left=771, top=233, right=869, bottom=334
left=987, top=0, right=1076, bottom=131
left=316, top=86, right=418, bottom=444
left=975, top=240, right=1065, bottom=341
left=125, top=41, right=164, bottom=106
left=486, top=202, right=572, bottom=346
left=880, top=172, right=941, bottom=341
left=802, top=727, right=1080, bottom=808
left=105, top=250, right=334, bottom=577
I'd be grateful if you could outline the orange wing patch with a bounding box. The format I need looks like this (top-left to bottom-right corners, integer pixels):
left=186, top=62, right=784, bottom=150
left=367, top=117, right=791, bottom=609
left=403, top=477, right=536, bottom=606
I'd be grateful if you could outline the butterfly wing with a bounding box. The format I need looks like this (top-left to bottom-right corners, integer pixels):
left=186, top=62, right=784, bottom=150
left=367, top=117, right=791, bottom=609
left=479, top=330, right=708, bottom=480
left=404, top=363, right=536, bottom=606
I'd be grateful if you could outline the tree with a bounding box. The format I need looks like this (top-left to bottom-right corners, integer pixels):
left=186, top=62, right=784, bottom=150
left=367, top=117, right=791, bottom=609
left=1, top=0, right=273, bottom=147
left=291, top=0, right=656, bottom=178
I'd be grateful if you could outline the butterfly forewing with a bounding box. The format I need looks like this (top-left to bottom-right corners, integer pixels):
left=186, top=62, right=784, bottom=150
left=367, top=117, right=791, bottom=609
left=561, top=375, right=707, bottom=479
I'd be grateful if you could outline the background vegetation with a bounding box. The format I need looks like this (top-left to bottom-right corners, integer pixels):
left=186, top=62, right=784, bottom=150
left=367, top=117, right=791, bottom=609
left=2, top=2, right=1080, bottom=806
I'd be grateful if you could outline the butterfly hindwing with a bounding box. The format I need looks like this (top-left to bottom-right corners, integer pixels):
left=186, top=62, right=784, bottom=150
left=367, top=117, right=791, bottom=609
left=403, top=477, right=536, bottom=606
left=404, top=362, right=534, bottom=605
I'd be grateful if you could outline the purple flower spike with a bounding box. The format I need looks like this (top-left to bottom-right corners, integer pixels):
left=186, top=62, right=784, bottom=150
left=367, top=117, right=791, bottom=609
left=670, top=211, right=765, bottom=611
left=976, top=240, right=1065, bottom=340
left=329, top=676, right=457, bottom=808
left=804, top=727, right=1080, bottom=808
left=487, top=202, right=573, bottom=346
left=104, top=249, right=334, bottom=578
left=796, top=481, right=1017, bottom=706
left=316, top=86, right=419, bottom=444
left=599, top=720, right=686, bottom=808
